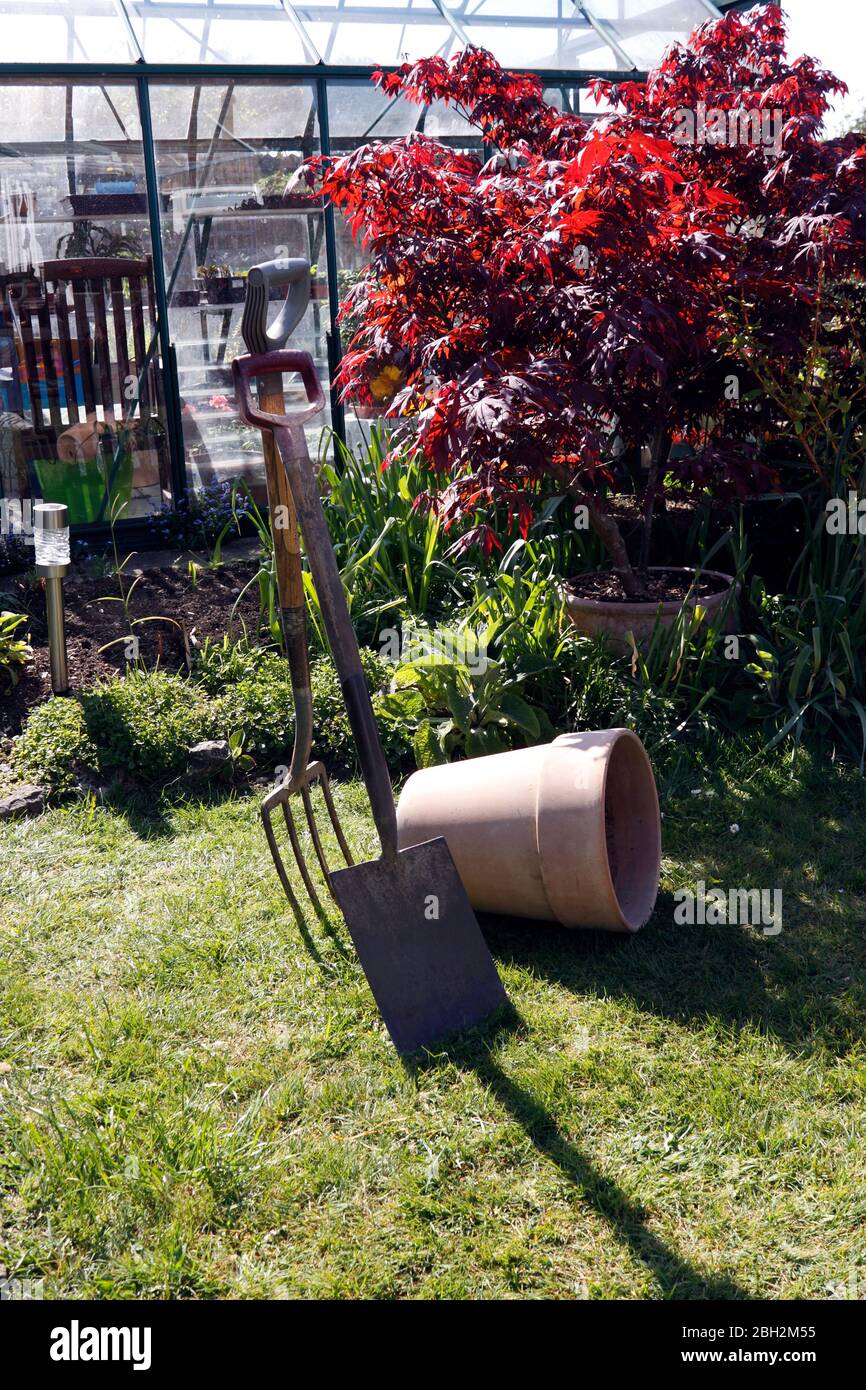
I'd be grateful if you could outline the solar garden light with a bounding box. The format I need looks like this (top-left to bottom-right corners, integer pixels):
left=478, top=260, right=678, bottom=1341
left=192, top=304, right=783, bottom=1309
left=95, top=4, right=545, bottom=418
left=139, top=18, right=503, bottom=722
left=33, top=501, right=71, bottom=695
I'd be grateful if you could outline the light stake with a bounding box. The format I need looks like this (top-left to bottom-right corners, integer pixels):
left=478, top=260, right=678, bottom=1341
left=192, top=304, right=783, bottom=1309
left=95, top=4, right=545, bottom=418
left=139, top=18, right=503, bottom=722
left=33, top=502, right=71, bottom=695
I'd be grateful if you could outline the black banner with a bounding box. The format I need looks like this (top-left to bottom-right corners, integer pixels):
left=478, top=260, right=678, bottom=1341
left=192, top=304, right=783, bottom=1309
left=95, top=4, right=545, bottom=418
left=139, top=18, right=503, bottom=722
left=4, top=1298, right=861, bottom=1377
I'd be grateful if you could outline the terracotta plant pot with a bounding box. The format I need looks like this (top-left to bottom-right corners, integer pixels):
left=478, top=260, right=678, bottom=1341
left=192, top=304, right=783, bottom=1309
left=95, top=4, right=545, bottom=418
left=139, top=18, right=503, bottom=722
left=563, top=566, right=738, bottom=654
left=396, top=730, right=661, bottom=932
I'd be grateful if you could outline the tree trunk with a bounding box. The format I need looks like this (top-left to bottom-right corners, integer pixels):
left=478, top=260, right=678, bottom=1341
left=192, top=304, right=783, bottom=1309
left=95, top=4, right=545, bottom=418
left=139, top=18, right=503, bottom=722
left=638, top=424, right=670, bottom=576
left=552, top=465, right=646, bottom=599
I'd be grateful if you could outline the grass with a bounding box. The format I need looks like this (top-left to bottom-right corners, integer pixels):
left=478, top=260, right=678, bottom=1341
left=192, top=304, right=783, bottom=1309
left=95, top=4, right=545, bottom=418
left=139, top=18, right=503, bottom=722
left=1, top=743, right=865, bottom=1300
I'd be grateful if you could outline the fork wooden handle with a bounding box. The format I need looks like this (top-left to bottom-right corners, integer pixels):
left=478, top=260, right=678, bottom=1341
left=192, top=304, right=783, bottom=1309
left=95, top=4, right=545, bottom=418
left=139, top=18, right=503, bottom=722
left=257, top=378, right=313, bottom=789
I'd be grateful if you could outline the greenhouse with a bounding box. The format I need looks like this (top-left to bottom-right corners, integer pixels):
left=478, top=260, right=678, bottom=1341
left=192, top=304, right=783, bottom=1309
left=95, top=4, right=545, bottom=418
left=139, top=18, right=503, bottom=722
left=0, top=0, right=721, bottom=530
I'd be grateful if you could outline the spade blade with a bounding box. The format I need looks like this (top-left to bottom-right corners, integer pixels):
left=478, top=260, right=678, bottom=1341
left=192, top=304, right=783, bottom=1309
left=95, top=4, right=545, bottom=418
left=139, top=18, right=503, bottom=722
left=330, top=836, right=507, bottom=1054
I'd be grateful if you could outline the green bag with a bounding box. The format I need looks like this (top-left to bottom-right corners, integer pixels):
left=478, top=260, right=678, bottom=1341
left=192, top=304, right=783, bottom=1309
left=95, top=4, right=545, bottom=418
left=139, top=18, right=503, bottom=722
left=33, top=448, right=134, bottom=525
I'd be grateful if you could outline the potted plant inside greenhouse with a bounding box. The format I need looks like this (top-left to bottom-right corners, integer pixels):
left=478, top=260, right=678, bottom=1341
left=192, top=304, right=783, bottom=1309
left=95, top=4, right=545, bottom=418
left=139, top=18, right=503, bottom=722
left=197, top=262, right=248, bottom=305
left=318, top=14, right=864, bottom=646
left=308, top=265, right=328, bottom=302
left=244, top=162, right=311, bottom=210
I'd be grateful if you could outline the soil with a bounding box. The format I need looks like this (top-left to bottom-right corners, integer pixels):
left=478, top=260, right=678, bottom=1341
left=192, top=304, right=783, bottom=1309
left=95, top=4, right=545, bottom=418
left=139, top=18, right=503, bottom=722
left=565, top=567, right=731, bottom=605
left=1, top=560, right=264, bottom=744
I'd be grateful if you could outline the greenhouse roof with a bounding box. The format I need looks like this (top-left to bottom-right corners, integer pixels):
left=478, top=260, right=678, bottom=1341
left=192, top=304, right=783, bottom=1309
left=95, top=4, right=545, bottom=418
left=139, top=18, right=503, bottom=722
left=0, top=0, right=723, bottom=74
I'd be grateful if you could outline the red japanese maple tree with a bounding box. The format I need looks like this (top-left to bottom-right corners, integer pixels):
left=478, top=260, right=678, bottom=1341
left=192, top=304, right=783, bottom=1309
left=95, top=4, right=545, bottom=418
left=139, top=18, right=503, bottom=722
left=316, top=4, right=865, bottom=598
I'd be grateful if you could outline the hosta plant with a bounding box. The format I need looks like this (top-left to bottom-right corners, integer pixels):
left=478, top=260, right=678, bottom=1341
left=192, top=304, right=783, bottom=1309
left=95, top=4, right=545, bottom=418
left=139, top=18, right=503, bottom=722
left=379, top=636, right=554, bottom=766
left=0, top=610, right=32, bottom=690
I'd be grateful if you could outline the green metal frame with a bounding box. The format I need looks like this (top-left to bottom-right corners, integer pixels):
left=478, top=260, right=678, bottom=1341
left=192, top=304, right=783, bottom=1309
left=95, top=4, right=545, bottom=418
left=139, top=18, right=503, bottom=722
left=137, top=75, right=188, bottom=509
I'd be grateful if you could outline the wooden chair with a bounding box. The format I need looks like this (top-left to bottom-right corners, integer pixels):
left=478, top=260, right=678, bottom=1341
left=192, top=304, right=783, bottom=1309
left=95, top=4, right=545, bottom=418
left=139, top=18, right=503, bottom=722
left=7, top=257, right=170, bottom=501
left=0, top=273, right=37, bottom=501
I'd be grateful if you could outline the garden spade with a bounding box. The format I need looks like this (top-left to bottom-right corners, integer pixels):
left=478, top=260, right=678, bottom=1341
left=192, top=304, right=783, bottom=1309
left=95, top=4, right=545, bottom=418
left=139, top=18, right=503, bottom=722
left=241, top=260, right=351, bottom=920
left=233, top=349, right=508, bottom=1054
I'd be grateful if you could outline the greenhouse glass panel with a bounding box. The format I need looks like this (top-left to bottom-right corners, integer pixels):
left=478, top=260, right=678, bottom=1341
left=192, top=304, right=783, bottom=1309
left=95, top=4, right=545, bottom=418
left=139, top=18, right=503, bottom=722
left=0, top=0, right=138, bottom=63
left=149, top=78, right=331, bottom=496
left=0, top=80, right=171, bottom=525
left=442, top=0, right=627, bottom=72
left=128, top=0, right=316, bottom=67
left=295, top=0, right=459, bottom=68
left=587, top=0, right=717, bottom=71
left=325, top=77, right=477, bottom=148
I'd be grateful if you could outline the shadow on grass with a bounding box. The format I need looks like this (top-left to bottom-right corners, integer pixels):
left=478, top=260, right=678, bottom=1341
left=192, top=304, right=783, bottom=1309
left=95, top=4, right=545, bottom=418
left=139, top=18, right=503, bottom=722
left=90, top=781, right=229, bottom=838
left=479, top=888, right=866, bottom=1060
left=97, top=777, right=252, bottom=839
left=407, top=1009, right=750, bottom=1300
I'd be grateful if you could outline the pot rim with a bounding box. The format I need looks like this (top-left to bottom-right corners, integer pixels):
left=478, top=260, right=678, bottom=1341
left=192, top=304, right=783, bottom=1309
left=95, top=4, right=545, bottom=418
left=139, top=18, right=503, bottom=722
left=561, top=566, right=739, bottom=618
left=536, top=729, right=661, bottom=932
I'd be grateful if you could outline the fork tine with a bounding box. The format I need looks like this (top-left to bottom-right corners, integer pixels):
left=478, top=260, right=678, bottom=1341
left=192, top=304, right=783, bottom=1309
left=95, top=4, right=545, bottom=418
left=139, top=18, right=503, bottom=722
left=300, top=783, right=338, bottom=902
left=282, top=796, right=327, bottom=915
left=315, top=763, right=355, bottom=867
left=260, top=801, right=306, bottom=919
left=261, top=762, right=353, bottom=917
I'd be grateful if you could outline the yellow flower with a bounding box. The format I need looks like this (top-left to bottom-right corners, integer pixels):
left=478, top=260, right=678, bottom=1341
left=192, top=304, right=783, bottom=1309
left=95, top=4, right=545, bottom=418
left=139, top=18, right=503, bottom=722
left=370, top=364, right=404, bottom=401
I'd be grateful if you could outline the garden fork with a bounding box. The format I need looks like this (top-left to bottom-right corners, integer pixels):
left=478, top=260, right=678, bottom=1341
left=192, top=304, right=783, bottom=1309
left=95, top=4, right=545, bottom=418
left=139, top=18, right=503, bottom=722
left=241, top=262, right=354, bottom=916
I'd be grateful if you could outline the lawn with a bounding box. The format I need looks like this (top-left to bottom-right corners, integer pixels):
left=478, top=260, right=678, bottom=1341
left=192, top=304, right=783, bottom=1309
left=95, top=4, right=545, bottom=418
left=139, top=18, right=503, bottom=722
left=1, top=743, right=865, bottom=1300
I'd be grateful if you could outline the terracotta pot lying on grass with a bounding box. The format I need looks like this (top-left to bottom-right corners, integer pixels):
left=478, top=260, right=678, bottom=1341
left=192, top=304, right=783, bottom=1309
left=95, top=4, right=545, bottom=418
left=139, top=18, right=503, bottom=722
left=396, top=730, right=661, bottom=933
left=563, top=566, right=739, bottom=654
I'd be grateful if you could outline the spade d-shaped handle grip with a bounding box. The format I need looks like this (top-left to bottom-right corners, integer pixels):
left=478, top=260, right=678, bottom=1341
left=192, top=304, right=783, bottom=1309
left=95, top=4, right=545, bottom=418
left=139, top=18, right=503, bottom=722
left=233, top=349, right=325, bottom=430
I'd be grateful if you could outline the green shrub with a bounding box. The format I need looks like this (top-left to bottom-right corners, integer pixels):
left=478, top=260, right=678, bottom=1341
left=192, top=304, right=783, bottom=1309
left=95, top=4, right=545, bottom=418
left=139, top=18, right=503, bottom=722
left=193, top=634, right=273, bottom=694
left=13, top=642, right=410, bottom=796
left=197, top=632, right=412, bottom=768
left=215, top=655, right=295, bottom=762
left=310, top=647, right=413, bottom=773
left=14, top=697, right=98, bottom=795
left=378, top=639, right=554, bottom=766
left=197, top=637, right=413, bottom=773
left=564, top=637, right=706, bottom=753
left=194, top=637, right=297, bottom=763
left=81, top=670, right=218, bottom=782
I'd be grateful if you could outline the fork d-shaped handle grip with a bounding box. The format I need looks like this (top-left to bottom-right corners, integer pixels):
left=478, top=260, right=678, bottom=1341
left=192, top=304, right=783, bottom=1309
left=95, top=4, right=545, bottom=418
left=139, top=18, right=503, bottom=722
left=232, top=351, right=399, bottom=862
left=241, top=257, right=310, bottom=356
